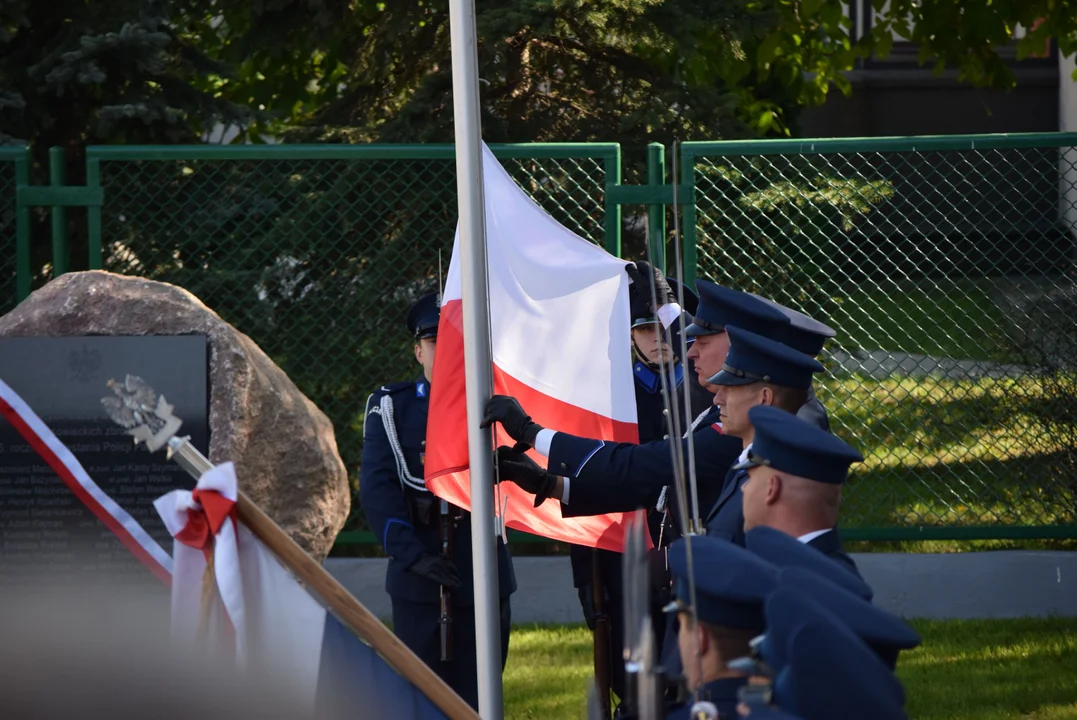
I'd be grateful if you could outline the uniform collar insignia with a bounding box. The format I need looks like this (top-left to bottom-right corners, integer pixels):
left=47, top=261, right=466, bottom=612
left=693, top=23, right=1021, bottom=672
left=633, top=360, right=683, bottom=393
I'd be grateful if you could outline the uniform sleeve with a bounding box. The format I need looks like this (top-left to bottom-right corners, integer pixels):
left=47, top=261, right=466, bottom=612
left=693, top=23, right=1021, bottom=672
left=358, top=393, right=427, bottom=570
left=551, top=428, right=743, bottom=519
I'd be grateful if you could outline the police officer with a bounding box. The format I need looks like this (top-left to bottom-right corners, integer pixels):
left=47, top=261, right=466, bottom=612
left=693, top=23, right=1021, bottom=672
left=359, top=292, right=516, bottom=710
left=734, top=585, right=911, bottom=720
left=702, top=327, right=825, bottom=545
left=483, top=282, right=792, bottom=520
left=737, top=405, right=866, bottom=576
left=748, top=294, right=837, bottom=432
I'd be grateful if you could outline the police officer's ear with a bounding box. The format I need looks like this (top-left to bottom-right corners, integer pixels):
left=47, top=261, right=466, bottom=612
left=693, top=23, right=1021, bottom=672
left=766, top=472, right=783, bottom=505
left=759, top=384, right=776, bottom=408
left=413, top=341, right=423, bottom=366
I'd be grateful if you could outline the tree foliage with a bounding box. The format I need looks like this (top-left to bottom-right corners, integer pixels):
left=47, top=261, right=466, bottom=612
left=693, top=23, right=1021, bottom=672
left=866, top=0, right=1064, bottom=88
left=5, top=0, right=1077, bottom=152
left=0, top=0, right=254, bottom=149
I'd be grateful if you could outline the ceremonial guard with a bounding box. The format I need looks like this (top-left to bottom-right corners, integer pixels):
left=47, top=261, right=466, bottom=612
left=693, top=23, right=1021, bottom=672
left=748, top=293, right=837, bottom=431
left=732, top=569, right=915, bottom=719
left=737, top=404, right=870, bottom=575
left=660, top=538, right=759, bottom=719
left=359, top=292, right=516, bottom=711
left=702, top=326, right=824, bottom=545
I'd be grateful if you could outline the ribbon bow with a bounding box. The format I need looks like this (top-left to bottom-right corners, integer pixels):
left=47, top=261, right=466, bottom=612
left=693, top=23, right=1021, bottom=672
left=174, top=487, right=238, bottom=559
left=157, top=462, right=239, bottom=559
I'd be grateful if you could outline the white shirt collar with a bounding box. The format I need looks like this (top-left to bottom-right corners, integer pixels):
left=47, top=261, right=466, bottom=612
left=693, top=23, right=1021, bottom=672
left=737, top=442, right=752, bottom=465
left=797, top=528, right=831, bottom=544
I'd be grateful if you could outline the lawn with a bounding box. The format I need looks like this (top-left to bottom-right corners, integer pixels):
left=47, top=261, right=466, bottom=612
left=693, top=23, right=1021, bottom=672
left=503, top=619, right=1077, bottom=720
left=814, top=370, right=1077, bottom=551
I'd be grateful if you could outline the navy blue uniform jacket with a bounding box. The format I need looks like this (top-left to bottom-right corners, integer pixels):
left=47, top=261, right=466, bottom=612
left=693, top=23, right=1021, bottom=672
left=547, top=404, right=742, bottom=520
left=360, top=378, right=516, bottom=604
left=703, top=466, right=748, bottom=546
left=806, top=527, right=862, bottom=578
left=797, top=385, right=830, bottom=432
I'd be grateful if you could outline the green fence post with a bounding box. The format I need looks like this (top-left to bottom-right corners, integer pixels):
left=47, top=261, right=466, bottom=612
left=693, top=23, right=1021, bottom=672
left=14, top=148, right=31, bottom=302
left=603, top=146, right=623, bottom=257
left=646, top=143, right=667, bottom=272
left=679, top=144, right=697, bottom=287
left=49, top=147, right=68, bottom=277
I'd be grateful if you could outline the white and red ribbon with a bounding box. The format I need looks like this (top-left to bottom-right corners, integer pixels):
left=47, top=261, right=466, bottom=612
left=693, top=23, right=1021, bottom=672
left=0, top=378, right=173, bottom=583
left=155, top=462, right=248, bottom=666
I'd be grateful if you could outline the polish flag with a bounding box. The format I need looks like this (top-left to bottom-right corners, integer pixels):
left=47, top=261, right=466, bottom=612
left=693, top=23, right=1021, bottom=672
left=425, top=144, right=639, bottom=552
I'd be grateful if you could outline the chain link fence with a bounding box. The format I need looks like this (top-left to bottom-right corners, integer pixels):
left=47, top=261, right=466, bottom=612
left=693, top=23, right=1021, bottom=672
left=85, top=145, right=618, bottom=536
left=683, top=135, right=1077, bottom=538
left=3, top=136, right=1076, bottom=543
left=0, top=149, right=26, bottom=316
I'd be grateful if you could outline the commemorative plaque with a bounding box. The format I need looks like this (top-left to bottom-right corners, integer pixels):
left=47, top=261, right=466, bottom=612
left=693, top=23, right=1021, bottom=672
left=0, top=335, right=209, bottom=589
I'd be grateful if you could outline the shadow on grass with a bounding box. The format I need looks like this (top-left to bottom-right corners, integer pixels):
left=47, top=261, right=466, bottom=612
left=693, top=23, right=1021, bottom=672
left=811, top=372, right=1077, bottom=534
left=829, top=277, right=1018, bottom=364
left=826, top=379, right=1017, bottom=455
left=842, top=450, right=1077, bottom=530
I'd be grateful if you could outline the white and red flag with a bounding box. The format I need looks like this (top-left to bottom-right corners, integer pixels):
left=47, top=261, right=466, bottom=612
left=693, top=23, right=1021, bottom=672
left=425, top=144, right=639, bottom=552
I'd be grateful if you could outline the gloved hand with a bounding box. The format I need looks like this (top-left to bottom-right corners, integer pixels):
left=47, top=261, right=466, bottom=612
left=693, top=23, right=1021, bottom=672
left=626, top=260, right=676, bottom=311
left=407, top=553, right=463, bottom=589
left=494, top=445, right=558, bottom=507
left=577, top=584, right=597, bottom=631
left=480, top=395, right=544, bottom=447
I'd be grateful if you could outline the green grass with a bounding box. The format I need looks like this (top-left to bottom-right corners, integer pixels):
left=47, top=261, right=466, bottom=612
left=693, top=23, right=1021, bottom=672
left=504, top=620, right=1077, bottom=720
left=820, top=373, right=1077, bottom=539
left=829, top=277, right=1015, bottom=362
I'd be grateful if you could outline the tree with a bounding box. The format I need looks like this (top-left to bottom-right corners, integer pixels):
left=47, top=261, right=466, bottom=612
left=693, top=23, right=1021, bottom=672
left=279, top=0, right=768, bottom=146
left=0, top=0, right=254, bottom=149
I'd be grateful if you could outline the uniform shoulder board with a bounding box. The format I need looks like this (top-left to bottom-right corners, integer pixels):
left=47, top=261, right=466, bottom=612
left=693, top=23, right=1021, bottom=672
left=376, top=380, right=414, bottom=395
left=366, top=381, right=410, bottom=418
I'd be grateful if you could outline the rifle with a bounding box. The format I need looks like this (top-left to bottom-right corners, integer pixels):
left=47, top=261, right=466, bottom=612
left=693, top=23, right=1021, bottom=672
left=439, top=497, right=455, bottom=662
left=592, top=549, right=613, bottom=718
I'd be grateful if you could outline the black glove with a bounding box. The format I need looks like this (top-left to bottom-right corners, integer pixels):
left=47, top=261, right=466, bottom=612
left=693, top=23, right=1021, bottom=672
left=407, top=553, right=463, bottom=589
left=480, top=395, right=543, bottom=447
left=494, top=445, right=558, bottom=507
left=626, top=261, right=676, bottom=322
left=577, top=584, right=597, bottom=631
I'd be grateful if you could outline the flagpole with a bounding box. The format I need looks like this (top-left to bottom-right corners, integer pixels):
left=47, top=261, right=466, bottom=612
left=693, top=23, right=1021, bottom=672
left=447, top=0, right=504, bottom=717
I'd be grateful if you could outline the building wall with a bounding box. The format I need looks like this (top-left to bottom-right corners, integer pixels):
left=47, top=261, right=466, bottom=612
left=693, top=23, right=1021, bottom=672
left=799, top=68, right=1059, bottom=139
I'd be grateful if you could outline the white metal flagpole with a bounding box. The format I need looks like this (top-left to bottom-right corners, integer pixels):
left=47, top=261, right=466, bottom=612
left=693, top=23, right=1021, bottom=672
left=446, top=0, right=504, bottom=717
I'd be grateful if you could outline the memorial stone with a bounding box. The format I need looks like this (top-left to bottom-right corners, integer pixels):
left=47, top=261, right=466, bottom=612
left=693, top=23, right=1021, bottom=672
left=0, top=335, right=209, bottom=590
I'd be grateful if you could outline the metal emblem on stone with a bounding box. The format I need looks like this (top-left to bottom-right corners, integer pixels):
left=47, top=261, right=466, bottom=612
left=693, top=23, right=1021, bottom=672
left=67, top=343, right=103, bottom=383
left=101, top=374, right=183, bottom=452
